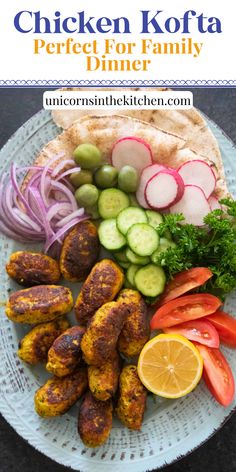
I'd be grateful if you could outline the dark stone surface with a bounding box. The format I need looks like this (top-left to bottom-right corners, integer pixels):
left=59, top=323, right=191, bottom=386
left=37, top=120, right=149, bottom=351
left=0, top=88, right=236, bottom=472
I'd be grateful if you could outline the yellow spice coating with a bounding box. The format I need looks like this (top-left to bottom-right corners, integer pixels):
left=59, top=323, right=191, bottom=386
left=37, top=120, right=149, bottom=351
left=75, top=259, right=124, bottom=325
left=46, top=325, right=85, bottom=377
left=5, top=285, right=73, bottom=324
left=117, top=289, right=150, bottom=357
left=17, top=318, right=70, bottom=365
left=81, top=301, right=131, bottom=365
left=88, top=351, right=121, bottom=401
left=116, top=365, right=147, bottom=431
left=60, top=221, right=99, bottom=282
left=6, top=251, right=61, bottom=286
left=78, top=391, right=113, bottom=447
left=34, top=367, right=88, bottom=417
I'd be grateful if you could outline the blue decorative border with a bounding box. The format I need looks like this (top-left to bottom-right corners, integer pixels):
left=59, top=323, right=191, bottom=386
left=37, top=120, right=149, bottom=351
left=0, top=79, right=236, bottom=88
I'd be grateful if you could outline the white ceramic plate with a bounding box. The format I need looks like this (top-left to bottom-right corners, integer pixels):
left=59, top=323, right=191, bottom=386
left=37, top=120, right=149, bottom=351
left=0, top=110, right=236, bottom=472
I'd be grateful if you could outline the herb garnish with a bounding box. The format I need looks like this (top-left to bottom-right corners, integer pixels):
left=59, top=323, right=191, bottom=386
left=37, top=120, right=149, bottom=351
left=153, top=199, right=236, bottom=299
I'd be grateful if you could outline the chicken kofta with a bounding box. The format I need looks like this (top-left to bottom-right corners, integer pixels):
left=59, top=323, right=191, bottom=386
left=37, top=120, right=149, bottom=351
left=18, top=318, right=70, bottom=365
left=75, top=259, right=124, bottom=325
left=117, top=289, right=150, bottom=357
left=34, top=367, right=87, bottom=417
left=6, top=285, right=73, bottom=324
left=60, top=221, right=99, bottom=282
left=6, top=251, right=61, bottom=286
left=116, top=365, right=147, bottom=431
left=78, top=391, right=113, bottom=447
left=88, top=351, right=121, bottom=401
left=46, top=325, right=85, bottom=377
left=81, top=301, right=131, bottom=365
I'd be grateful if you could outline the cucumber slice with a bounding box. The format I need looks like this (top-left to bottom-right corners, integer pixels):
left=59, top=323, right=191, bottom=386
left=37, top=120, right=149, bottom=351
left=118, top=261, right=130, bottom=269
left=134, top=264, right=166, bottom=297
left=146, top=210, right=163, bottom=229
left=98, top=189, right=129, bottom=219
left=126, top=248, right=150, bottom=266
left=127, top=223, right=159, bottom=257
left=98, top=219, right=126, bottom=251
left=127, top=264, right=141, bottom=287
left=117, top=207, right=147, bottom=235
left=124, top=278, right=133, bottom=289
left=114, top=248, right=129, bottom=263
left=151, top=237, right=177, bottom=263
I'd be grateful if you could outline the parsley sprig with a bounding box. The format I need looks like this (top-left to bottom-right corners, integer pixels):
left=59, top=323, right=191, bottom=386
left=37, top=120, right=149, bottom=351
left=154, top=199, right=236, bottom=299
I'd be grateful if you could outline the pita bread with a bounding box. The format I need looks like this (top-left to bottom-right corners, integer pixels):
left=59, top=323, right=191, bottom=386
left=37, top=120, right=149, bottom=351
left=31, top=114, right=229, bottom=200
left=51, top=88, right=221, bottom=166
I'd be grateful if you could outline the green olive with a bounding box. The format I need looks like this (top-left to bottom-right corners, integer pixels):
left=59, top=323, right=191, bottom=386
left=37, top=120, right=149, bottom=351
left=70, top=170, right=93, bottom=188
left=94, top=165, right=118, bottom=189
left=118, top=166, right=139, bottom=193
left=75, top=184, right=99, bottom=207
left=73, top=144, right=102, bottom=169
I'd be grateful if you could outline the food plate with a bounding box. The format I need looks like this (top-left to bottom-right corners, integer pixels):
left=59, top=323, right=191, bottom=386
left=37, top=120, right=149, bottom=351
left=0, top=109, right=236, bottom=471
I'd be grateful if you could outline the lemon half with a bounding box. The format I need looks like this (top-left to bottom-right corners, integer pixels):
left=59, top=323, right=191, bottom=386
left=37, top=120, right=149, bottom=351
left=138, top=333, right=203, bottom=399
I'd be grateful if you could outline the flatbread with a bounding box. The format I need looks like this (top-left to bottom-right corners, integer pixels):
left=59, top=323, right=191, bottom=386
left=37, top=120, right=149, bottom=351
left=51, top=88, right=221, bottom=166
left=31, top=114, right=229, bottom=200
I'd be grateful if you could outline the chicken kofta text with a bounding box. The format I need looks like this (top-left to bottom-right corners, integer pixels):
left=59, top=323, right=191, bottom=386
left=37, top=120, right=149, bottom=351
left=81, top=301, right=131, bottom=365
left=6, top=285, right=73, bottom=324
left=18, top=318, right=70, bottom=365
left=6, top=251, right=60, bottom=286
left=116, top=365, right=147, bottom=431
left=118, top=289, right=150, bottom=357
left=34, top=367, right=87, bottom=417
left=75, top=259, right=124, bottom=325
left=78, top=391, right=113, bottom=447
left=46, top=325, right=85, bottom=377
left=60, top=221, right=99, bottom=282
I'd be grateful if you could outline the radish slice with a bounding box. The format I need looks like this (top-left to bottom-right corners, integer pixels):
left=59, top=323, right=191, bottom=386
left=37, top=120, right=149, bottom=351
left=136, top=164, right=166, bottom=208
left=178, top=160, right=216, bottom=199
left=170, top=185, right=211, bottom=226
left=208, top=195, right=222, bottom=211
left=111, top=137, right=153, bottom=174
left=145, top=169, right=185, bottom=210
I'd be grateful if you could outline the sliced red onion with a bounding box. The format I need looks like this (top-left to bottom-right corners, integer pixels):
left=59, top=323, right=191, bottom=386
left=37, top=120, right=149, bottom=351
left=0, top=159, right=88, bottom=256
left=10, top=164, right=42, bottom=226
left=56, top=167, right=81, bottom=181
left=46, top=202, right=71, bottom=222
left=56, top=208, right=85, bottom=228
left=44, top=215, right=88, bottom=253
left=52, top=158, right=75, bottom=177
left=51, top=181, right=78, bottom=211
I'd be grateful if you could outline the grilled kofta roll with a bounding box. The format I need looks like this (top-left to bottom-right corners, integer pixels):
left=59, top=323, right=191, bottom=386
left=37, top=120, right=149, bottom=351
left=6, top=251, right=60, bottom=286
left=46, top=325, right=85, bottom=377
left=75, top=259, right=124, bottom=325
left=34, top=367, right=87, bottom=417
left=117, top=289, right=150, bottom=357
left=81, top=301, right=130, bottom=365
left=5, top=285, right=73, bottom=324
left=60, top=221, right=99, bottom=282
left=116, top=365, right=147, bottom=431
left=88, top=351, right=121, bottom=401
left=18, top=318, right=70, bottom=365
left=78, top=391, right=113, bottom=447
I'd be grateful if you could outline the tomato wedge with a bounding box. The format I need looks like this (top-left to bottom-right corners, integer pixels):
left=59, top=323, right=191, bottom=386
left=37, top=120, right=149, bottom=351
left=195, top=344, right=235, bottom=407
left=150, top=293, right=222, bottom=330
left=159, top=267, right=213, bottom=305
left=164, top=319, right=220, bottom=348
left=207, top=311, right=236, bottom=348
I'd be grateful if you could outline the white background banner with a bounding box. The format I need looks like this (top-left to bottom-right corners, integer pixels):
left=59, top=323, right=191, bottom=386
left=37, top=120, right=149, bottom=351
left=0, top=0, right=234, bottom=85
